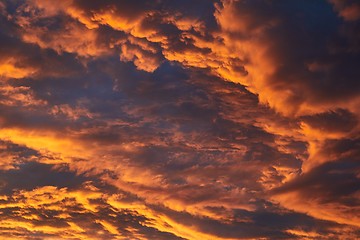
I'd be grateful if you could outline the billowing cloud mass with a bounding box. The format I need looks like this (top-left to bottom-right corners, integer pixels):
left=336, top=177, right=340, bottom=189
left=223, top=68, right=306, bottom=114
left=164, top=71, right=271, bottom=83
left=0, top=0, right=359, bottom=239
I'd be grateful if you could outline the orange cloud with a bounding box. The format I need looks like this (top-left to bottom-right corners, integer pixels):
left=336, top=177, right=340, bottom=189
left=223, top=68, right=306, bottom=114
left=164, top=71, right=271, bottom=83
left=0, top=59, right=36, bottom=79
left=0, top=85, right=46, bottom=107
left=329, top=0, right=360, bottom=21
left=0, top=183, right=245, bottom=240
left=120, top=42, right=161, bottom=72
left=19, top=20, right=109, bottom=57
left=272, top=190, right=360, bottom=228
left=0, top=128, right=88, bottom=165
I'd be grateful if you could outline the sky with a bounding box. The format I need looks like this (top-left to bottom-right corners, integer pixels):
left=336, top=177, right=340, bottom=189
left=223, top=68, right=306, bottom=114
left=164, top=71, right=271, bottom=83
left=0, top=0, right=359, bottom=239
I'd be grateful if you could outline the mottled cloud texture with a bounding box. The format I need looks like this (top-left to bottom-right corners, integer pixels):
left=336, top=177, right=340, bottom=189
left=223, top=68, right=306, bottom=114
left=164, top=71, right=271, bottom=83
left=0, top=0, right=359, bottom=239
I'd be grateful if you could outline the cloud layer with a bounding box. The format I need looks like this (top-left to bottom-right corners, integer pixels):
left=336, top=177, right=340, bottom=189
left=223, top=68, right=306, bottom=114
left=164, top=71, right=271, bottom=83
left=0, top=0, right=359, bottom=239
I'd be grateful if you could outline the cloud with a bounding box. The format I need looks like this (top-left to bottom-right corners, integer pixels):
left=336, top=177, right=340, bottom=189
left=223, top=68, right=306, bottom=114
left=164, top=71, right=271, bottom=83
left=213, top=0, right=360, bottom=116
left=272, top=151, right=360, bottom=228
left=300, top=109, right=358, bottom=135
left=330, top=0, right=360, bottom=21
left=0, top=0, right=359, bottom=239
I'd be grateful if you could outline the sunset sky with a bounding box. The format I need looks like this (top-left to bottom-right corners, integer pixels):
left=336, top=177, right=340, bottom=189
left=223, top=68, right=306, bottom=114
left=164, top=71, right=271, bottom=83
left=0, top=0, right=360, bottom=239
